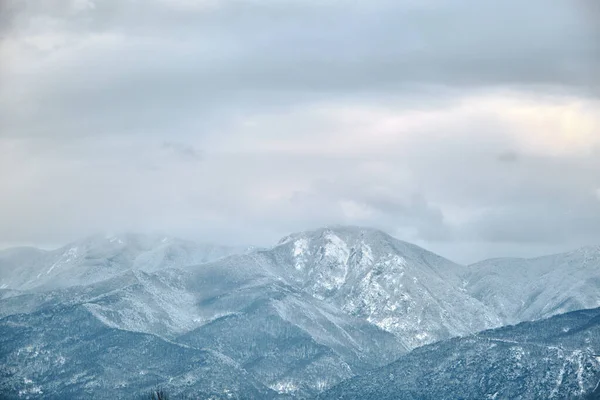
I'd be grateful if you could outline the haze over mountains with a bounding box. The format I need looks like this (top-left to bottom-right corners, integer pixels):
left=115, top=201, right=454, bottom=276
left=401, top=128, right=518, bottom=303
left=0, top=234, right=250, bottom=292
left=1, top=226, right=599, bottom=399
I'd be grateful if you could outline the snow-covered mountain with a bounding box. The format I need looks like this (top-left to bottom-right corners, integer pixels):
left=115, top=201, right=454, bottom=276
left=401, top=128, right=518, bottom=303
left=1, top=226, right=600, bottom=398
left=0, top=229, right=408, bottom=398
left=0, top=233, right=247, bottom=292
left=318, top=306, right=600, bottom=400
left=464, top=245, right=600, bottom=324
left=266, top=226, right=501, bottom=349
left=0, top=268, right=403, bottom=398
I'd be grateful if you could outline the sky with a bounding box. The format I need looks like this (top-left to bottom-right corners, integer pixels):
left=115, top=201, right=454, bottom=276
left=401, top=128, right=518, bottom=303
left=0, top=0, right=599, bottom=263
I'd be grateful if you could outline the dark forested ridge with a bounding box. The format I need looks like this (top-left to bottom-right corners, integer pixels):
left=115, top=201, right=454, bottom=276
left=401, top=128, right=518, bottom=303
left=318, top=307, right=600, bottom=400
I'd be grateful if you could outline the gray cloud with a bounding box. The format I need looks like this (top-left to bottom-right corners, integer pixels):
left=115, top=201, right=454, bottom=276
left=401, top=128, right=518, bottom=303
left=2, top=0, right=599, bottom=137
left=161, top=141, right=203, bottom=162
left=0, top=0, right=599, bottom=263
left=496, top=151, right=520, bottom=163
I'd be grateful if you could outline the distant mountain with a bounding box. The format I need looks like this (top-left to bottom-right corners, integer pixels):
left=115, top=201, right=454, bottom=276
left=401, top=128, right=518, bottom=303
left=0, top=234, right=247, bottom=292
left=318, top=307, right=600, bottom=400
left=464, top=245, right=600, bottom=323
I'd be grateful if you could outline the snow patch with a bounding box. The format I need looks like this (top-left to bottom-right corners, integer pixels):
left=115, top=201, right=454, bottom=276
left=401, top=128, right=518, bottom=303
left=19, top=386, right=43, bottom=396
left=293, top=238, right=308, bottom=257
left=47, top=247, right=79, bottom=275
left=270, top=380, right=299, bottom=394
left=293, top=238, right=309, bottom=270
left=359, top=242, right=374, bottom=266
left=323, top=232, right=350, bottom=264
left=107, top=236, right=124, bottom=244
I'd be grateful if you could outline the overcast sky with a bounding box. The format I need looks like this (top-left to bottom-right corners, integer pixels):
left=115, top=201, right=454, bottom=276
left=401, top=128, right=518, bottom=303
left=1, top=0, right=599, bottom=263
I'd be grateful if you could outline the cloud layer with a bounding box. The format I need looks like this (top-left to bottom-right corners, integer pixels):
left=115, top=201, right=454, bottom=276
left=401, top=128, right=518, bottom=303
left=1, top=0, right=599, bottom=262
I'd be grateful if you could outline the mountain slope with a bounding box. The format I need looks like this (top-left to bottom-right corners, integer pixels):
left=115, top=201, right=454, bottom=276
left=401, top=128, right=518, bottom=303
left=178, top=279, right=404, bottom=396
left=318, top=307, right=600, bottom=400
left=0, top=304, right=277, bottom=400
left=465, top=246, right=600, bottom=323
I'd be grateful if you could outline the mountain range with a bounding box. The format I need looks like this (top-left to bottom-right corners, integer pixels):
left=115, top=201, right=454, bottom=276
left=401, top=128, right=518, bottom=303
left=1, top=226, right=599, bottom=399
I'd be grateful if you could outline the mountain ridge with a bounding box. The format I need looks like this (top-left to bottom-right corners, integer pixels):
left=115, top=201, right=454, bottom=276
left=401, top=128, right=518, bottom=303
left=318, top=306, right=600, bottom=400
left=0, top=233, right=250, bottom=292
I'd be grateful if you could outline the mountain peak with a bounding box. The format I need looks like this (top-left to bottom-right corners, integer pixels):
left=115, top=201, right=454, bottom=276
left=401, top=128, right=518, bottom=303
left=277, top=225, right=396, bottom=246
left=275, top=225, right=460, bottom=274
